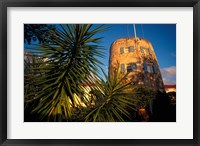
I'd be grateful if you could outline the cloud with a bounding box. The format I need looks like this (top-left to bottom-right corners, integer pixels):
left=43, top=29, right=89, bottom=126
left=163, top=78, right=176, bottom=85
left=161, top=66, right=176, bottom=78
left=161, top=66, right=176, bottom=85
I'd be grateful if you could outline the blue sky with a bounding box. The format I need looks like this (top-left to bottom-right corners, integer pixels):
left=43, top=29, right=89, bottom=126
left=92, top=24, right=176, bottom=85
left=25, top=24, right=176, bottom=85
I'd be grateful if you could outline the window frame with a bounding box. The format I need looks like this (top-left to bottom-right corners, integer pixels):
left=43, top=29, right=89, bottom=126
left=120, top=47, right=124, bottom=54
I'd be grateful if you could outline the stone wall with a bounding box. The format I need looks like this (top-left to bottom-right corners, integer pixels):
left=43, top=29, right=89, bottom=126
left=109, top=37, right=165, bottom=92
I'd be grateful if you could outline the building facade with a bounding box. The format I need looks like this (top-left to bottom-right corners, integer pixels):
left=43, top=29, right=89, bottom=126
left=109, top=37, right=165, bottom=92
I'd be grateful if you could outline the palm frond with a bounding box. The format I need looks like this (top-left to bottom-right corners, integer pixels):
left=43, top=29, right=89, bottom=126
left=24, top=24, right=107, bottom=121
left=85, top=65, right=137, bottom=122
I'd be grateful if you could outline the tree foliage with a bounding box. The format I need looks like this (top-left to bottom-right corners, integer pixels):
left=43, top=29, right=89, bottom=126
left=84, top=67, right=137, bottom=122
left=24, top=24, right=55, bottom=44
left=24, top=24, right=106, bottom=121
left=24, top=24, right=160, bottom=122
left=133, top=87, right=157, bottom=108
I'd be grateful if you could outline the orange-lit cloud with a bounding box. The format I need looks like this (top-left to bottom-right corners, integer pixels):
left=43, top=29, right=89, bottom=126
left=161, top=66, right=176, bottom=78
left=161, top=66, right=176, bottom=85
left=163, top=78, right=176, bottom=85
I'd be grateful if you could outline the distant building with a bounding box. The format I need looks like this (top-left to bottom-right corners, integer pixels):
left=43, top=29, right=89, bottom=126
left=164, top=85, right=176, bottom=93
left=109, top=37, right=165, bottom=92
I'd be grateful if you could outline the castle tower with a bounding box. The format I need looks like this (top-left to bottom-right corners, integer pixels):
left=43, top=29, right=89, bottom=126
left=109, top=37, right=165, bottom=92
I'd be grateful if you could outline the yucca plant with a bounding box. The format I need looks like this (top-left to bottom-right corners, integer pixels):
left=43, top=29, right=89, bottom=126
left=24, top=24, right=106, bottom=121
left=84, top=66, right=137, bottom=122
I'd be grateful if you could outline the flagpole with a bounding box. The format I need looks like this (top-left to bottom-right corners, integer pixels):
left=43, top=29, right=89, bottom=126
left=133, top=24, right=137, bottom=38
left=133, top=24, right=138, bottom=49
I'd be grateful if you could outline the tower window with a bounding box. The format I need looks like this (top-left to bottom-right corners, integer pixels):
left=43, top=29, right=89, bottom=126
left=121, top=64, right=125, bottom=73
left=147, top=65, right=153, bottom=73
left=131, top=63, right=137, bottom=71
left=140, top=46, right=145, bottom=53
left=126, top=65, right=132, bottom=72
left=129, top=46, right=134, bottom=52
left=143, top=62, right=147, bottom=72
left=144, top=62, right=154, bottom=73
left=126, top=63, right=137, bottom=72
left=143, top=62, right=156, bottom=73
left=120, top=47, right=124, bottom=54
left=148, top=48, right=152, bottom=55
left=152, top=63, right=157, bottom=73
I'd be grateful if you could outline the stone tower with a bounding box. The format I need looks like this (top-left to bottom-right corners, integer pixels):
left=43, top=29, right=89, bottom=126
left=109, top=37, right=165, bottom=92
